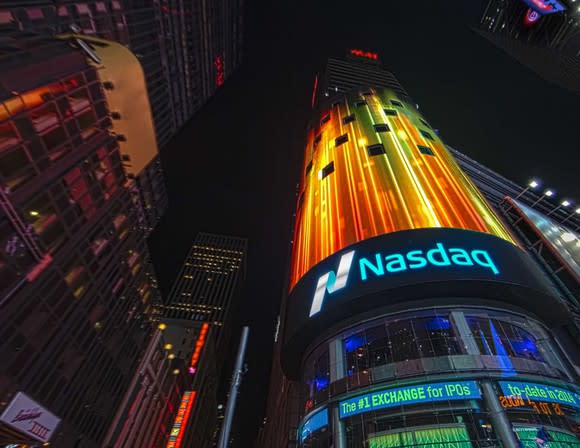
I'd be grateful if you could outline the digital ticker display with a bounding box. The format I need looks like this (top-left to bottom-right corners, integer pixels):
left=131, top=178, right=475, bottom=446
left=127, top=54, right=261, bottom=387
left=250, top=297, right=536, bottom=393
left=290, top=88, right=515, bottom=288
left=339, top=381, right=481, bottom=419
left=499, top=381, right=580, bottom=409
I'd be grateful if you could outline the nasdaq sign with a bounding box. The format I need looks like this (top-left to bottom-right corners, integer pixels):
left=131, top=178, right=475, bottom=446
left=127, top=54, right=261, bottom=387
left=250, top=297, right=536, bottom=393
left=522, top=0, right=566, bottom=14
left=310, top=242, right=499, bottom=317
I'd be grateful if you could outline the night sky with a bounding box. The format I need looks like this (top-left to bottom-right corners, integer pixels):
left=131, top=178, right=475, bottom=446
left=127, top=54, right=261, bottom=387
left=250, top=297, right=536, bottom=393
left=149, top=0, right=578, bottom=445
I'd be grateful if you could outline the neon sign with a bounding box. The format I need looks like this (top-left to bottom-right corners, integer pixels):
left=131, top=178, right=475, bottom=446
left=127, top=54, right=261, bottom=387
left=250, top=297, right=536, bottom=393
left=189, top=323, right=209, bottom=373
left=349, top=49, right=379, bottom=60
left=310, top=243, right=499, bottom=317
left=499, top=381, right=580, bottom=409
left=166, top=390, right=196, bottom=448
left=524, top=8, right=541, bottom=26
left=339, top=381, right=481, bottom=419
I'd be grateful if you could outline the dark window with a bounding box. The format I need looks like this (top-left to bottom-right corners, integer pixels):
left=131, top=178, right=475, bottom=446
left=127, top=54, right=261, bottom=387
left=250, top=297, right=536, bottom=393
left=305, top=160, right=313, bottom=176
left=373, top=123, right=390, bottom=133
left=320, top=114, right=330, bottom=125
left=420, top=130, right=434, bottom=141
left=417, top=145, right=434, bottom=156
left=390, top=100, right=403, bottom=107
left=354, top=100, right=367, bottom=108
left=383, top=109, right=398, bottom=116
left=319, top=161, right=334, bottom=180
left=420, top=118, right=431, bottom=128
left=331, top=100, right=342, bottom=108
left=367, top=144, right=386, bottom=157
left=362, top=91, right=373, bottom=96
left=314, top=134, right=321, bottom=146
left=335, top=134, right=348, bottom=146
left=342, top=114, right=355, bottom=125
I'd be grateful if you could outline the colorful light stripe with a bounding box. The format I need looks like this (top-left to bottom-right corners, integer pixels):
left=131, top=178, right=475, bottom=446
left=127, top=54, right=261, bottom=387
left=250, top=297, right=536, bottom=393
left=290, top=88, right=515, bottom=288
left=166, top=390, right=196, bottom=448
left=189, top=323, right=209, bottom=372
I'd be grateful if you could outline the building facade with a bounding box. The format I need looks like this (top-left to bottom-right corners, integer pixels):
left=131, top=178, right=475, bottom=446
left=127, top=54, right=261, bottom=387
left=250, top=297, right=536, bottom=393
left=0, top=32, right=160, bottom=446
left=1, top=0, right=245, bottom=230
left=477, top=0, right=580, bottom=93
left=258, top=53, right=580, bottom=448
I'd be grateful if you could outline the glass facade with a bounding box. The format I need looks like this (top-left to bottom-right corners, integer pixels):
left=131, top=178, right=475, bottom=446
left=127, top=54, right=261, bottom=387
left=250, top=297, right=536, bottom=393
left=298, top=308, right=579, bottom=448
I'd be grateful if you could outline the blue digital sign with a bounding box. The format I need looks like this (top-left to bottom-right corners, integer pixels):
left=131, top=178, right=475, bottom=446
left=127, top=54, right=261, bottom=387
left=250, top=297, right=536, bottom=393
left=499, top=381, right=580, bottom=409
left=300, top=407, right=328, bottom=442
left=522, top=0, right=566, bottom=15
left=339, top=381, right=481, bottom=419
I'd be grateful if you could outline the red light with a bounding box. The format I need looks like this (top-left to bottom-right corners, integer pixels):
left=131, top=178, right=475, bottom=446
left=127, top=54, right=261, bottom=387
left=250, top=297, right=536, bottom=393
left=349, top=49, right=379, bottom=61
left=166, top=391, right=197, bottom=448
left=189, top=323, right=209, bottom=370
left=311, top=74, right=318, bottom=108
left=214, top=56, right=224, bottom=87
left=524, top=8, right=541, bottom=26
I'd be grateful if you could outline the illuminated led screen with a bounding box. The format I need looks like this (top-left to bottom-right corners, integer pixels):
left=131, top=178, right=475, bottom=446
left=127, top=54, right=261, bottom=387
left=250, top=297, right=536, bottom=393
left=339, top=381, right=481, bottom=419
left=300, top=407, right=328, bottom=442
left=290, top=88, right=514, bottom=288
left=369, top=425, right=471, bottom=448
left=512, top=199, right=580, bottom=278
left=499, top=381, right=580, bottom=409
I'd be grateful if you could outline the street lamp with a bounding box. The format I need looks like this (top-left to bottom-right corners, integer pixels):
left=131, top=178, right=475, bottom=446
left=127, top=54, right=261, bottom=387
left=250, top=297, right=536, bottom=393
left=531, top=189, right=554, bottom=207
left=513, top=179, right=540, bottom=200
left=561, top=207, right=580, bottom=225
left=547, top=199, right=571, bottom=216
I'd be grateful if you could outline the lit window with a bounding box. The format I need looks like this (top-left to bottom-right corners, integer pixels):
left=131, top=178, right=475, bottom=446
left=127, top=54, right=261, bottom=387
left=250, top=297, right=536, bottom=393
left=342, top=114, right=355, bottom=125
left=373, top=123, right=390, bottom=133
left=417, top=145, right=434, bottom=156
left=335, top=134, right=348, bottom=147
left=420, top=130, right=434, bottom=141
left=383, top=109, right=397, bottom=117
left=318, top=162, right=334, bottom=180
left=390, top=100, right=403, bottom=107
left=367, top=144, right=386, bottom=157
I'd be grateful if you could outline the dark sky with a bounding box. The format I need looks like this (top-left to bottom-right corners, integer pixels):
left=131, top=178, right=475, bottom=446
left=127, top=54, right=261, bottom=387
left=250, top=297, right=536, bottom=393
left=149, top=0, right=578, bottom=445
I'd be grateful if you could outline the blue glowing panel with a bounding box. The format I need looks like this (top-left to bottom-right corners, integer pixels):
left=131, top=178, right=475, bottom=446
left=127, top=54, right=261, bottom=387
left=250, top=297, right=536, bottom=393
left=300, top=407, right=328, bottom=443
left=521, top=0, right=566, bottom=15
left=499, top=381, right=580, bottom=409
left=339, top=381, right=481, bottom=419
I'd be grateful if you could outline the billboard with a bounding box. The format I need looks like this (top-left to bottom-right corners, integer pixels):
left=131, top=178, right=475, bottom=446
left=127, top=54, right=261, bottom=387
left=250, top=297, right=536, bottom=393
left=0, top=392, right=60, bottom=443
left=290, top=87, right=514, bottom=288
left=521, top=0, right=566, bottom=15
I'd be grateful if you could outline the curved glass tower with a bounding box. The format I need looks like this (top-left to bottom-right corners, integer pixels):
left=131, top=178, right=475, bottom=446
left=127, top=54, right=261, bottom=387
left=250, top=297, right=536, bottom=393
left=271, top=53, right=580, bottom=448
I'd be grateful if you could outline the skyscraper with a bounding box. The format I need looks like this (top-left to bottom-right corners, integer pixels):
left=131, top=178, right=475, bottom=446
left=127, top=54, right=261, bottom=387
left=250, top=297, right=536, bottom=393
left=477, top=0, right=580, bottom=93
left=1, top=0, right=245, bottom=229
left=258, top=52, right=579, bottom=447
left=162, top=233, right=247, bottom=370
left=0, top=32, right=160, bottom=446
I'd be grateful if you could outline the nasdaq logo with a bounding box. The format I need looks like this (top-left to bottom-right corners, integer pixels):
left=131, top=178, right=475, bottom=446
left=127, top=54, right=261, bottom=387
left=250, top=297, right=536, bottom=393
left=309, top=242, right=499, bottom=318
left=309, top=250, right=355, bottom=317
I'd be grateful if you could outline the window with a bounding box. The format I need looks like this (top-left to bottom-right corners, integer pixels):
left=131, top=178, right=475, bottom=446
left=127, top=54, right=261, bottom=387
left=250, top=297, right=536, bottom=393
left=318, top=162, right=334, bottom=180
left=342, top=114, right=355, bottom=125
left=313, top=134, right=321, bottom=146
left=331, top=100, right=342, bottom=108
left=305, top=160, right=313, bottom=176
left=420, top=130, right=434, bottom=141
left=417, top=145, right=434, bottom=156
left=362, top=91, right=373, bottom=96
left=420, top=118, right=431, bottom=128
left=373, top=123, right=390, bottom=133
left=390, top=100, right=403, bottom=107
left=354, top=100, right=367, bottom=108
left=367, top=144, right=386, bottom=157
left=320, top=114, right=330, bottom=126
left=335, top=134, right=348, bottom=147
left=383, top=109, right=397, bottom=116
